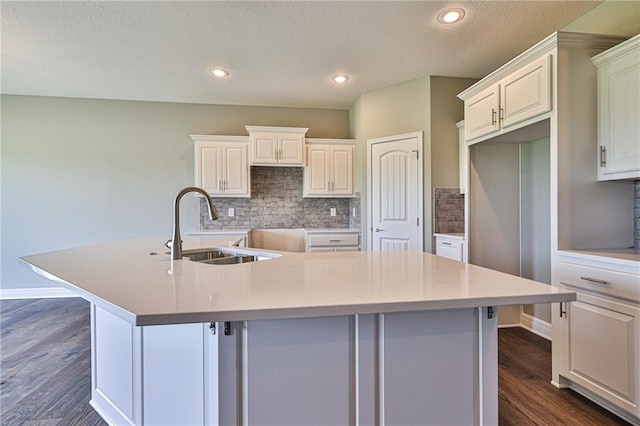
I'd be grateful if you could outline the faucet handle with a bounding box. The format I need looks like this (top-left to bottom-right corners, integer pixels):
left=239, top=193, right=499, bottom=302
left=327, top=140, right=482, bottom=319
left=165, top=239, right=173, bottom=249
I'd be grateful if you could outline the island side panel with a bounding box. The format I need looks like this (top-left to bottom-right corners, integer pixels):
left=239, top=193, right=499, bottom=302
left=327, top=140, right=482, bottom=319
left=241, top=316, right=355, bottom=425
left=91, top=304, right=141, bottom=426
left=379, top=309, right=479, bottom=425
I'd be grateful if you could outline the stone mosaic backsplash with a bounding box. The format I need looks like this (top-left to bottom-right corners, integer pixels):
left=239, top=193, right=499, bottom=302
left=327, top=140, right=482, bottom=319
left=200, top=167, right=360, bottom=230
left=433, top=188, right=464, bottom=234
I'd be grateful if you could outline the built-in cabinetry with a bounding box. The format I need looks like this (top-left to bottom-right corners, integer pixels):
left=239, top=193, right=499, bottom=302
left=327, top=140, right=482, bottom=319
left=592, top=34, right=640, bottom=181
left=434, top=233, right=466, bottom=262
left=459, top=31, right=637, bottom=423
left=456, top=121, right=467, bottom=195
left=552, top=250, right=640, bottom=424
left=90, top=304, right=497, bottom=426
left=464, top=54, right=551, bottom=144
left=306, top=229, right=360, bottom=252
left=303, top=139, right=355, bottom=197
left=192, top=135, right=250, bottom=197
left=246, top=125, right=308, bottom=166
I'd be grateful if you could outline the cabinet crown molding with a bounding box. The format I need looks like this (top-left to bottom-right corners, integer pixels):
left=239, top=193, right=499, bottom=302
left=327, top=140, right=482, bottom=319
left=245, top=125, right=309, bottom=135
left=190, top=135, right=249, bottom=143
left=458, top=31, right=628, bottom=101
left=591, top=34, right=639, bottom=67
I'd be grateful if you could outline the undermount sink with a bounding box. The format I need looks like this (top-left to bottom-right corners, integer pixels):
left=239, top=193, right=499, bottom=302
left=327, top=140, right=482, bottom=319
left=182, top=248, right=278, bottom=265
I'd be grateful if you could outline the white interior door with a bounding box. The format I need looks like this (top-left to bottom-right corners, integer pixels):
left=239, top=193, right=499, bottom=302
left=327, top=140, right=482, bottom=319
left=368, top=133, right=423, bottom=251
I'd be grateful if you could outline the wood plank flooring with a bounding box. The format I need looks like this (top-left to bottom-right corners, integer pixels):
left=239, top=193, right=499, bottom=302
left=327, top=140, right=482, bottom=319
left=0, top=298, right=633, bottom=425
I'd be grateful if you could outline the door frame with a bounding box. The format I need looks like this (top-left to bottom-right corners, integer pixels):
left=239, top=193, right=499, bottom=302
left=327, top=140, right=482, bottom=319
left=366, top=132, right=424, bottom=251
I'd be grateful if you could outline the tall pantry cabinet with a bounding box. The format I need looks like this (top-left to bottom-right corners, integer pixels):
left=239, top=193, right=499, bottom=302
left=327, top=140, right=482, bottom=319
left=459, top=32, right=638, bottom=424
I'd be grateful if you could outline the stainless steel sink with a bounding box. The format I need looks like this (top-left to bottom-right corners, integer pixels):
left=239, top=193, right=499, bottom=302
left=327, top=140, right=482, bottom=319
left=182, top=248, right=278, bottom=265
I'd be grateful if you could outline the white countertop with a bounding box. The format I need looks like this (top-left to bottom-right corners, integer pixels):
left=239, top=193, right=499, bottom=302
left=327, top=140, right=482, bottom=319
left=434, top=233, right=465, bottom=240
left=19, top=238, right=575, bottom=326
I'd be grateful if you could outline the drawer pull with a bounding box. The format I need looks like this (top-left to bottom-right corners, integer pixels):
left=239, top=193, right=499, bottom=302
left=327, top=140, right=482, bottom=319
left=441, top=242, right=452, bottom=246
left=329, top=239, right=341, bottom=243
left=580, top=276, right=609, bottom=286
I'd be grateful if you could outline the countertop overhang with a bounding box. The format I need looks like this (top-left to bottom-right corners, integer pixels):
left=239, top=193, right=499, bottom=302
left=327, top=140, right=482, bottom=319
left=19, top=238, right=576, bottom=326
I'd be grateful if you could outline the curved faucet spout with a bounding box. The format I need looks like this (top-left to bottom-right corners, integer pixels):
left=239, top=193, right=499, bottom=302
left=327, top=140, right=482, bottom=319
left=171, top=187, right=219, bottom=260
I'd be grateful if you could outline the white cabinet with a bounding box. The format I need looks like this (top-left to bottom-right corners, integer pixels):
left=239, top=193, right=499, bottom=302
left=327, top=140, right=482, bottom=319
left=434, top=233, right=466, bottom=262
left=592, top=35, right=640, bottom=181
left=553, top=250, right=640, bottom=423
left=463, top=54, right=551, bottom=144
left=457, top=120, right=467, bottom=194
left=246, top=125, right=308, bottom=166
left=192, top=135, right=250, bottom=197
left=91, top=306, right=499, bottom=426
left=304, top=139, right=354, bottom=197
left=306, top=230, right=360, bottom=252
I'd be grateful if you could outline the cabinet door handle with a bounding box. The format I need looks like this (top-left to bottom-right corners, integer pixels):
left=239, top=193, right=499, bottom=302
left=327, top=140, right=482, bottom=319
left=499, top=107, right=504, bottom=122
left=580, top=276, right=609, bottom=285
left=218, top=180, right=222, bottom=191
left=491, top=108, right=496, bottom=125
left=599, top=146, right=606, bottom=167
left=559, top=302, right=566, bottom=318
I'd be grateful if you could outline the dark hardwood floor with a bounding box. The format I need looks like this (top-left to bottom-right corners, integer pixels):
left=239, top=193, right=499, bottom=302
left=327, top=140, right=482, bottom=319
left=0, top=298, right=633, bottom=425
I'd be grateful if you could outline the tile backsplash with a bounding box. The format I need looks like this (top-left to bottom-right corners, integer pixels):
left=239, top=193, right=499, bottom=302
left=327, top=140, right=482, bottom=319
left=636, top=180, right=639, bottom=248
left=200, top=167, right=360, bottom=230
left=433, top=188, right=464, bottom=234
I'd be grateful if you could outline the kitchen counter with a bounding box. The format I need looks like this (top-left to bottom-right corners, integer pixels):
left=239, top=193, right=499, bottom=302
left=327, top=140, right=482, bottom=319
left=19, top=238, right=576, bottom=426
left=20, top=238, right=574, bottom=326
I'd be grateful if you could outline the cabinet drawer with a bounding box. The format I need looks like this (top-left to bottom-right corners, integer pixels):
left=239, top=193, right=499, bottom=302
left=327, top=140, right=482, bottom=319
left=436, top=240, right=463, bottom=261
left=308, top=233, right=359, bottom=247
left=556, top=256, right=639, bottom=303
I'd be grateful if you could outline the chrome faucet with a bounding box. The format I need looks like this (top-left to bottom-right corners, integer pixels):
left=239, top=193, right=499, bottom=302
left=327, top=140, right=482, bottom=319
left=170, top=186, right=219, bottom=260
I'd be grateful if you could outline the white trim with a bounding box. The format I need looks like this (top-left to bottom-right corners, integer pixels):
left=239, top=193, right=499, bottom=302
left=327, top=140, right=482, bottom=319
left=519, top=312, right=552, bottom=341
left=0, top=286, right=79, bottom=300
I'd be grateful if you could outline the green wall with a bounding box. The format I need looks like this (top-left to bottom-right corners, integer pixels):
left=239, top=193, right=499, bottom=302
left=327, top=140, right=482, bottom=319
left=1, top=95, right=348, bottom=290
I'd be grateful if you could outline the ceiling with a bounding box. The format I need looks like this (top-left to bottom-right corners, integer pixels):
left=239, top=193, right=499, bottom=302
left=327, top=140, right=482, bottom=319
left=1, top=1, right=603, bottom=110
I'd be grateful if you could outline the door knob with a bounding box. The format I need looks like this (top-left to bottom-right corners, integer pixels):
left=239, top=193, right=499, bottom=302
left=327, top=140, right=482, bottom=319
left=374, top=227, right=384, bottom=232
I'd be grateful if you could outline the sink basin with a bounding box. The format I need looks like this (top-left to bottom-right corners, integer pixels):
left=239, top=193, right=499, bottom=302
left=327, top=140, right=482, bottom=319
left=198, top=255, right=259, bottom=265
left=183, top=249, right=233, bottom=262
left=182, top=248, right=278, bottom=265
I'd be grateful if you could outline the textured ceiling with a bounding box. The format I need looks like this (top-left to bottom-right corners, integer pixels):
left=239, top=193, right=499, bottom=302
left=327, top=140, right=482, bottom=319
left=1, top=1, right=602, bottom=109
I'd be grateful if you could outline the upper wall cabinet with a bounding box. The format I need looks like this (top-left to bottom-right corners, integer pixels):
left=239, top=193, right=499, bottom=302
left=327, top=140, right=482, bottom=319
left=592, top=34, right=640, bottom=181
left=303, top=139, right=355, bottom=198
left=246, top=126, right=308, bottom=166
left=463, top=54, right=551, bottom=144
left=192, top=135, right=250, bottom=198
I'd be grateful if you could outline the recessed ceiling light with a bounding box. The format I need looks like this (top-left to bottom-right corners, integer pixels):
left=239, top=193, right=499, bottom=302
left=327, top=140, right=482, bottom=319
left=209, top=68, right=230, bottom=78
left=437, top=8, right=465, bottom=24
left=331, top=75, right=350, bottom=84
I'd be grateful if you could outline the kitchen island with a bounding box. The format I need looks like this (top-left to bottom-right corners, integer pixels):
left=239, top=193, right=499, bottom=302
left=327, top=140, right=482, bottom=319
left=20, top=238, right=575, bottom=426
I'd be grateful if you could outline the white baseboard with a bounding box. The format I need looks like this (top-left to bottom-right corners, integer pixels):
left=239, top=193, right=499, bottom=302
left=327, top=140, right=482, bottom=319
left=519, top=312, right=552, bottom=341
left=0, top=287, right=78, bottom=300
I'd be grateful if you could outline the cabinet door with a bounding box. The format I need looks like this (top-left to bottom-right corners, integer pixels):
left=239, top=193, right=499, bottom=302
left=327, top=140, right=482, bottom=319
left=330, top=145, right=354, bottom=195
left=278, top=135, right=304, bottom=165
left=197, top=143, right=223, bottom=195
left=566, top=293, right=640, bottom=417
left=597, top=51, right=640, bottom=180
left=221, top=143, right=249, bottom=196
left=465, top=84, right=500, bottom=142
left=500, top=54, right=551, bottom=129
left=251, top=133, right=278, bottom=164
left=304, top=145, right=331, bottom=195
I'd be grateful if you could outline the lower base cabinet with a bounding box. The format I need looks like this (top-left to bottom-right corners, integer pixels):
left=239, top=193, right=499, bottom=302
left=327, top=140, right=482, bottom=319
left=91, top=305, right=498, bottom=425
left=552, top=252, right=640, bottom=425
